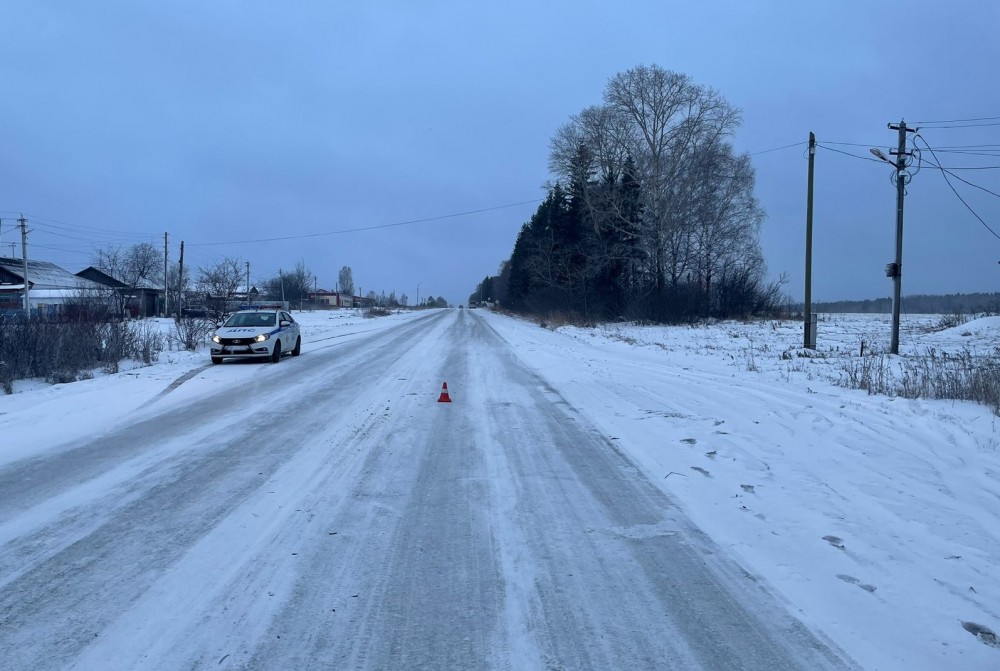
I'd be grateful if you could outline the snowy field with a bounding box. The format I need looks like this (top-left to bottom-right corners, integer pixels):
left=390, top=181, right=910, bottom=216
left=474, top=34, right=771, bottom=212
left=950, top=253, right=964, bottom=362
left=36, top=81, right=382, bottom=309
left=2, top=308, right=999, bottom=669
left=492, top=311, right=1000, bottom=669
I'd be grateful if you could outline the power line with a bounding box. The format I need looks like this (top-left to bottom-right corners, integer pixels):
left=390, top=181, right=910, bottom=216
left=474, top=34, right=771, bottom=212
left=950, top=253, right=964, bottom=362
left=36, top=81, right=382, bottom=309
left=29, top=220, right=159, bottom=243
left=943, top=169, right=1000, bottom=198
left=822, top=141, right=1000, bottom=153
left=917, top=151, right=1000, bottom=200
left=817, top=141, right=1000, bottom=171
left=930, top=143, right=1000, bottom=150
left=816, top=140, right=886, bottom=148
left=914, top=134, right=1000, bottom=242
left=2, top=211, right=155, bottom=239
left=815, top=144, right=886, bottom=164
left=2, top=198, right=544, bottom=252
left=189, top=198, right=544, bottom=247
left=929, top=150, right=1000, bottom=159
left=912, top=121, right=1000, bottom=129
left=927, top=165, right=1000, bottom=171
left=747, top=141, right=807, bottom=156
left=30, top=243, right=97, bottom=257
left=29, top=223, right=149, bottom=245
left=911, top=115, right=1000, bottom=124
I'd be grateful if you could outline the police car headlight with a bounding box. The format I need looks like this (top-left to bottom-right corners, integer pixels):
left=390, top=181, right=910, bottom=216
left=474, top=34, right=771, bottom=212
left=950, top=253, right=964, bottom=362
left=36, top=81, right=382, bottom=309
left=254, top=334, right=269, bottom=342
left=211, top=335, right=221, bottom=343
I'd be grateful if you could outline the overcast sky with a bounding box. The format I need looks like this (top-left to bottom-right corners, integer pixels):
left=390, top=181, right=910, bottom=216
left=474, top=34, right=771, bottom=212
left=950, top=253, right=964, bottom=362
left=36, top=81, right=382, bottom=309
left=2, top=1, right=999, bottom=305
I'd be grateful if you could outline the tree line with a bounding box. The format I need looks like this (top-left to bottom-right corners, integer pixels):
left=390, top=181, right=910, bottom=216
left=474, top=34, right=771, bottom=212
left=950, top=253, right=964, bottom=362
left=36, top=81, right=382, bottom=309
left=88, top=244, right=451, bottom=318
left=812, top=292, right=1000, bottom=315
left=88, top=243, right=365, bottom=319
left=472, top=64, right=787, bottom=323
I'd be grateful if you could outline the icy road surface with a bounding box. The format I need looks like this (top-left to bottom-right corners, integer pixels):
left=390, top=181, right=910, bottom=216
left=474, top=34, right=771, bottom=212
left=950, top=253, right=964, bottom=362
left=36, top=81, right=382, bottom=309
left=0, top=310, right=853, bottom=670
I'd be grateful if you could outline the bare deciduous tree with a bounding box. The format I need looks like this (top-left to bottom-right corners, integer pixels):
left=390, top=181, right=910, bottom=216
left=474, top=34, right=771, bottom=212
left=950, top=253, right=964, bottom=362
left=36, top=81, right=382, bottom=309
left=262, top=261, right=314, bottom=308
left=541, top=64, right=777, bottom=322
left=196, top=257, right=244, bottom=322
left=338, top=266, right=354, bottom=296
left=167, top=262, right=192, bottom=314
left=551, top=65, right=746, bottom=298
left=93, top=243, right=163, bottom=318
left=685, top=140, right=765, bottom=314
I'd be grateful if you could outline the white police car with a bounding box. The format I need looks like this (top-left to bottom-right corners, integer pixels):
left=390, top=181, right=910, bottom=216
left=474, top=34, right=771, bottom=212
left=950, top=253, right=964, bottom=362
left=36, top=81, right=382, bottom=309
left=210, top=307, right=301, bottom=364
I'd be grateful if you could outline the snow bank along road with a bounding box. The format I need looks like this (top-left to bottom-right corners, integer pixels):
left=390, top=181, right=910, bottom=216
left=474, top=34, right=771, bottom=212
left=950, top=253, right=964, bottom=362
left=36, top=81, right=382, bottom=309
left=0, top=310, right=855, bottom=670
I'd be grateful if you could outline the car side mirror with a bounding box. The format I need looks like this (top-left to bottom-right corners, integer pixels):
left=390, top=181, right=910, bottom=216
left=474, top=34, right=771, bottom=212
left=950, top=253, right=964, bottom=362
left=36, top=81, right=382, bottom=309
left=280, top=320, right=290, bottom=327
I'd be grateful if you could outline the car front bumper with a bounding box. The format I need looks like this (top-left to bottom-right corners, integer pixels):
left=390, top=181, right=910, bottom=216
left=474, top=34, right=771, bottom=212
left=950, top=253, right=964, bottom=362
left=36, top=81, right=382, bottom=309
left=211, top=342, right=273, bottom=358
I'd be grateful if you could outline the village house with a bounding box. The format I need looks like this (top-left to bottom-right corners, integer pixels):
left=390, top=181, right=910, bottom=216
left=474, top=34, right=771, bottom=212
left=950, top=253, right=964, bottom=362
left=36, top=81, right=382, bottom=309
left=0, top=257, right=166, bottom=318
left=310, top=290, right=355, bottom=308
left=76, top=266, right=163, bottom=318
left=0, top=257, right=105, bottom=318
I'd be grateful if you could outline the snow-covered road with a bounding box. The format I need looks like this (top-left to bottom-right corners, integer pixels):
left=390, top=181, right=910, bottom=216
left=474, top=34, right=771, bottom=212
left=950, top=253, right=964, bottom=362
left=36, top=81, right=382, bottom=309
left=0, top=309, right=855, bottom=670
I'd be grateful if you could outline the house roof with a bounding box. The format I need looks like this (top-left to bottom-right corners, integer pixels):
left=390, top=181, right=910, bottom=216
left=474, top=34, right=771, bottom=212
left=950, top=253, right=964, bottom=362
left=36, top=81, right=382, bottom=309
left=0, top=257, right=104, bottom=292
left=76, top=266, right=127, bottom=289
left=77, top=266, right=161, bottom=291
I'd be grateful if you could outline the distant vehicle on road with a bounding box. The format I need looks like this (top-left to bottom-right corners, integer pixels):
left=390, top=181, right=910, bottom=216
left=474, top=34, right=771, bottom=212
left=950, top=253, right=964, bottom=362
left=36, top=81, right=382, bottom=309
left=210, top=308, right=301, bottom=364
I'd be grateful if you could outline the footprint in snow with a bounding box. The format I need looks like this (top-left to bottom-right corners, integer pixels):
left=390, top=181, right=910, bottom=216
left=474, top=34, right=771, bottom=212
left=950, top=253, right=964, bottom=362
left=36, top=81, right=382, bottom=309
left=822, top=535, right=845, bottom=549
left=690, top=466, right=711, bottom=477
left=681, top=438, right=697, bottom=445
left=836, top=574, right=877, bottom=592
left=961, top=621, right=999, bottom=648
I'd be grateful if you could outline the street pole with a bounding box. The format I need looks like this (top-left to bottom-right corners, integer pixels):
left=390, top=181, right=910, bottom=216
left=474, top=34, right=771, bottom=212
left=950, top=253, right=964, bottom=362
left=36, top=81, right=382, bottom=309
left=19, top=215, right=29, bottom=317
left=245, top=261, right=251, bottom=304
left=888, top=120, right=910, bottom=355
left=804, top=132, right=816, bottom=349
left=178, top=241, right=185, bottom=316
left=163, top=232, right=169, bottom=317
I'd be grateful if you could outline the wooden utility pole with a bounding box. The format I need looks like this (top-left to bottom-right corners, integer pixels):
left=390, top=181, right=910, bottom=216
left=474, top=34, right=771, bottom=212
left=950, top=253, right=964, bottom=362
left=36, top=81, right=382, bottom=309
left=19, top=215, right=29, bottom=317
left=163, top=232, right=169, bottom=317
left=804, top=132, right=816, bottom=349
left=178, top=241, right=185, bottom=316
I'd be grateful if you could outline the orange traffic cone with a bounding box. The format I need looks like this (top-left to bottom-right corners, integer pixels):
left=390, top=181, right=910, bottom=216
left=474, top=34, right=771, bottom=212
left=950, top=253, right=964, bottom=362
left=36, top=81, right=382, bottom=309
left=437, top=382, right=452, bottom=403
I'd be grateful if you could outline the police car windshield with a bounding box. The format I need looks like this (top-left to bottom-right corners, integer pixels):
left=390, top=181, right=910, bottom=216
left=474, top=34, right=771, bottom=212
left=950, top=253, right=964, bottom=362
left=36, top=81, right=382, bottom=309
left=225, top=312, right=276, bottom=327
